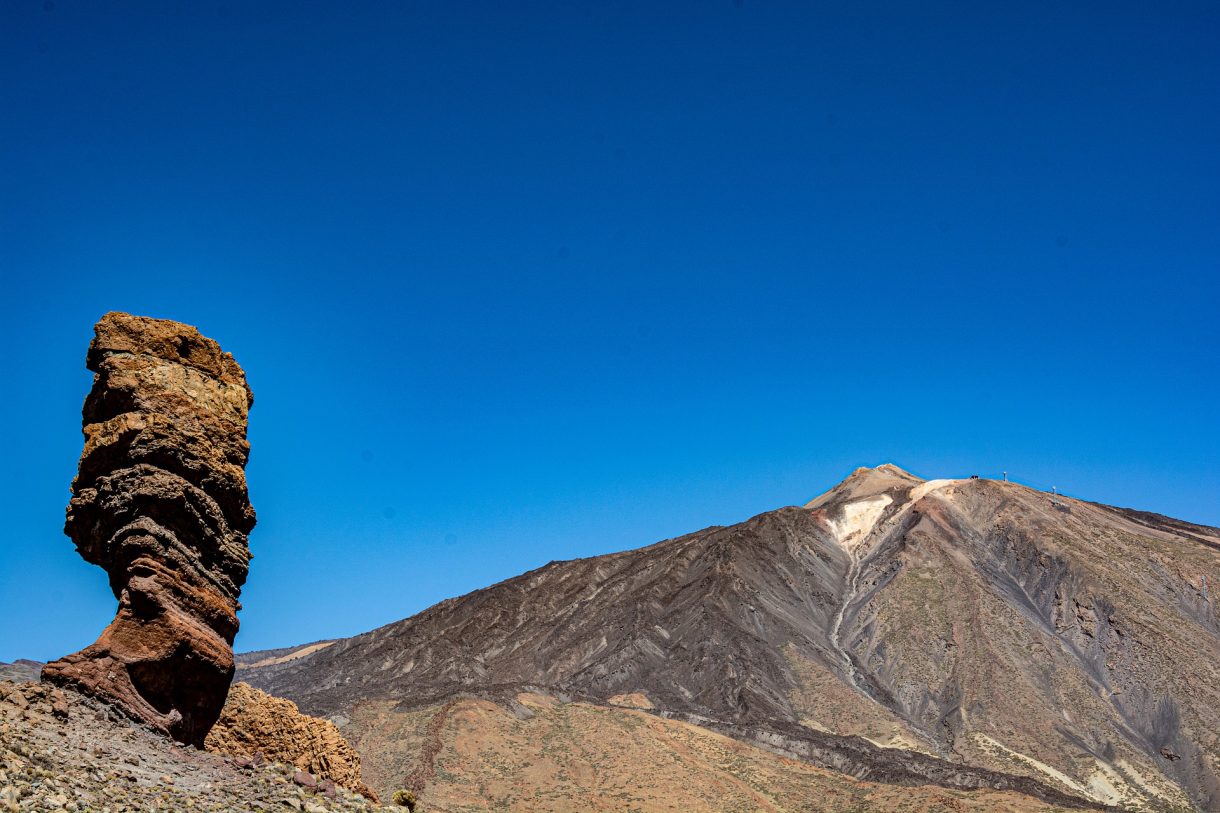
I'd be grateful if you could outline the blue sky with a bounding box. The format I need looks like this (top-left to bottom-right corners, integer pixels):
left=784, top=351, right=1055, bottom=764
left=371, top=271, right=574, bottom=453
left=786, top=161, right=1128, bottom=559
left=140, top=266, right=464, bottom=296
left=2, top=1, right=1217, bottom=661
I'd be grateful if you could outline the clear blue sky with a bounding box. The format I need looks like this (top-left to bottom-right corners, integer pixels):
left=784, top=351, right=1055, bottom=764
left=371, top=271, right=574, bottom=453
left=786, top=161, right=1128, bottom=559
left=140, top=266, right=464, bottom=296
left=2, top=1, right=1217, bottom=662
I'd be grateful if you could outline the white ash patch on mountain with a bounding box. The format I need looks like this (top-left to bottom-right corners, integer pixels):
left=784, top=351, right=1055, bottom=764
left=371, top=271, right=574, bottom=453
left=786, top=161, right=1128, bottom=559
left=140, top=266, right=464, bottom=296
left=828, top=495, right=893, bottom=549
left=909, top=479, right=957, bottom=503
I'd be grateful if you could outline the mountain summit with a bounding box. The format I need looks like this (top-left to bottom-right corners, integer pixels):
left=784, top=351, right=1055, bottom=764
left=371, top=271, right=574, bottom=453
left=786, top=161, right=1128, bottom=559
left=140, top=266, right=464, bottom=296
left=241, top=468, right=1220, bottom=810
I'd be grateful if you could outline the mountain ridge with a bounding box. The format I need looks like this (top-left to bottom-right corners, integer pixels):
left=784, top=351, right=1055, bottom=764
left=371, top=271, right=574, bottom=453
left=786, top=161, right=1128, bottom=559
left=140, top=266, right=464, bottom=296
left=240, top=467, right=1220, bottom=810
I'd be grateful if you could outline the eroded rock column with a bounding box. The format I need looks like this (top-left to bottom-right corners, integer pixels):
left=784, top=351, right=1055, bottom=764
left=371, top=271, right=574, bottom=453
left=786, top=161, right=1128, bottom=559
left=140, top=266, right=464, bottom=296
left=43, top=312, right=256, bottom=746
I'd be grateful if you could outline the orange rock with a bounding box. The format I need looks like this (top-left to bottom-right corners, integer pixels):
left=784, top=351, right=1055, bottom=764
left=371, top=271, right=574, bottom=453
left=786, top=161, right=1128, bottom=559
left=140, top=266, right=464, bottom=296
left=206, top=683, right=377, bottom=801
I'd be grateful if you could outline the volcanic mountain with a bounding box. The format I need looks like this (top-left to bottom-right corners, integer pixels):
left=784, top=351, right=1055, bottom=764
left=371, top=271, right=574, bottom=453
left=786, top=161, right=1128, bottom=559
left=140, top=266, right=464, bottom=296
left=240, top=466, right=1220, bottom=811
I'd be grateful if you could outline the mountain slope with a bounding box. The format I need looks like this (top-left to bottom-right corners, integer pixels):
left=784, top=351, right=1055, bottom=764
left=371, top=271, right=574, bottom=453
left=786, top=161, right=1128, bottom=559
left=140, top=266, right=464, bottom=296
left=340, top=692, right=1085, bottom=813
left=0, top=659, right=42, bottom=683
left=241, top=466, right=1220, bottom=811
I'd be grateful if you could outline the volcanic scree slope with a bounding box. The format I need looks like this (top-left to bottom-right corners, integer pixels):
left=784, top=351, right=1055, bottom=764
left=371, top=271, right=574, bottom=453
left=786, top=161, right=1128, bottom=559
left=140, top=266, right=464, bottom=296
left=241, top=465, right=1220, bottom=810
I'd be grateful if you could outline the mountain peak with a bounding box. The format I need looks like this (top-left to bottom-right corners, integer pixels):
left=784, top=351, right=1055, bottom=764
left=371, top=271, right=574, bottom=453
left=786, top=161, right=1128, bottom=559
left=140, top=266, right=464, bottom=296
left=871, top=462, right=920, bottom=478
left=805, top=463, right=924, bottom=511
left=237, top=463, right=1220, bottom=810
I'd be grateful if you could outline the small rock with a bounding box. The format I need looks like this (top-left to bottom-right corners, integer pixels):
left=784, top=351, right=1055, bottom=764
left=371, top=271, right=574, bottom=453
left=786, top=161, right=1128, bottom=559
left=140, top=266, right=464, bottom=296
left=293, top=770, right=317, bottom=789
left=48, top=688, right=70, bottom=720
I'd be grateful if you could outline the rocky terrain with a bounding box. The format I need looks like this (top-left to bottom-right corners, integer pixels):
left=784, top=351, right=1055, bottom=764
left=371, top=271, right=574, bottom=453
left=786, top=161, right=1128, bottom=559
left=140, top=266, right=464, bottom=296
left=342, top=691, right=1081, bottom=813
left=241, top=466, right=1220, bottom=811
left=42, top=313, right=258, bottom=747
left=0, top=676, right=1076, bottom=813
left=0, top=680, right=392, bottom=813
left=206, top=683, right=379, bottom=802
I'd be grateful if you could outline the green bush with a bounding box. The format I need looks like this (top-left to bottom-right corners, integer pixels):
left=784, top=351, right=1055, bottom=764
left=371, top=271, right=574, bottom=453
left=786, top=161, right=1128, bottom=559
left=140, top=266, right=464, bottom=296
left=391, top=789, right=418, bottom=811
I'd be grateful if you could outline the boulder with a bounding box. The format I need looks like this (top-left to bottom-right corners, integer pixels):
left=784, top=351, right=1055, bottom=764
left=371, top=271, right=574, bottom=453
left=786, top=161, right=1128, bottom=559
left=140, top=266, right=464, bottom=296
left=206, top=683, right=377, bottom=801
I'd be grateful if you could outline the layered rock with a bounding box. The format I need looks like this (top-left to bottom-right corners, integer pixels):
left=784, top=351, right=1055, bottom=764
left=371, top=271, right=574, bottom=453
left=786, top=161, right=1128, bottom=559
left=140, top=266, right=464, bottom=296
left=42, top=312, right=256, bottom=747
left=205, top=682, right=378, bottom=801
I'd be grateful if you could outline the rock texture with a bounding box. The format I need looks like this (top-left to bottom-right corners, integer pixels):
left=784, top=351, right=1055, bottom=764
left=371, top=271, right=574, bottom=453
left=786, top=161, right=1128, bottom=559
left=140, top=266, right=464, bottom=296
left=205, top=683, right=378, bottom=801
left=0, top=680, right=391, bottom=812
left=241, top=466, right=1220, bottom=811
left=42, top=312, right=256, bottom=747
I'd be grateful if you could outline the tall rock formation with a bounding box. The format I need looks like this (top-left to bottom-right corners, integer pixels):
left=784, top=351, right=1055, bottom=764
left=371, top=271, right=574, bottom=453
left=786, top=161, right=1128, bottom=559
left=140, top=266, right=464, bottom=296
left=43, top=312, right=256, bottom=747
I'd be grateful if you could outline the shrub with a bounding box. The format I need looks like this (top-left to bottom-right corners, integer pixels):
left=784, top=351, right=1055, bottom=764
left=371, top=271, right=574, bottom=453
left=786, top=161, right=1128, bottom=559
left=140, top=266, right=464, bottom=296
left=392, top=789, right=418, bottom=811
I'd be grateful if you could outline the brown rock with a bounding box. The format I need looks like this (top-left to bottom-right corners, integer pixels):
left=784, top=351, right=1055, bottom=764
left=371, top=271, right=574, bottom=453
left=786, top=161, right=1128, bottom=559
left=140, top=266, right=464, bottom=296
left=42, top=312, right=256, bottom=747
left=49, top=688, right=69, bottom=720
left=205, top=683, right=377, bottom=801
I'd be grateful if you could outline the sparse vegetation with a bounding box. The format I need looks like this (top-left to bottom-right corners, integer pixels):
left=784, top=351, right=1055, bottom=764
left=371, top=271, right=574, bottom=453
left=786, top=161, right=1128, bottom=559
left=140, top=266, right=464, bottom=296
left=392, top=789, right=418, bottom=810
